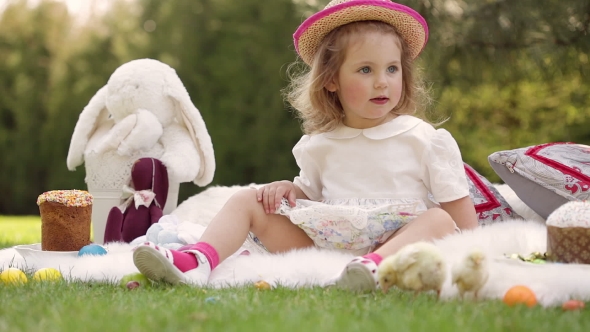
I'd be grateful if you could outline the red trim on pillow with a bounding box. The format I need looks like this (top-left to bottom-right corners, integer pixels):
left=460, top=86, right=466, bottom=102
left=525, top=142, right=590, bottom=195
left=464, top=164, right=501, bottom=211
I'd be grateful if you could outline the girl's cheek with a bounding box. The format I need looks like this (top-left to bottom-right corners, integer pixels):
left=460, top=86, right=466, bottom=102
left=341, top=83, right=365, bottom=105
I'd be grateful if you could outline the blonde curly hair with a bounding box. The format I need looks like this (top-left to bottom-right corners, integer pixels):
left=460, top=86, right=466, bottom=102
left=284, top=20, right=431, bottom=135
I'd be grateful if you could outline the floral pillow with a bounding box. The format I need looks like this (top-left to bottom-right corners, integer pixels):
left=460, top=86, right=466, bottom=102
left=464, top=163, right=522, bottom=225
left=488, top=142, right=590, bottom=220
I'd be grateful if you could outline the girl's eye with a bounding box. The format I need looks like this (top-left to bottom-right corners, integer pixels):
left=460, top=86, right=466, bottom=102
left=387, top=66, right=398, bottom=73
left=359, top=67, right=371, bottom=74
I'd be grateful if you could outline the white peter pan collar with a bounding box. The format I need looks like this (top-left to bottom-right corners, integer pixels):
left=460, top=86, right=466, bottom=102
left=323, top=115, right=423, bottom=140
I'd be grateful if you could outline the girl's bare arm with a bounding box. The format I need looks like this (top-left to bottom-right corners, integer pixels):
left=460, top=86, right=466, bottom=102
left=439, top=196, right=478, bottom=230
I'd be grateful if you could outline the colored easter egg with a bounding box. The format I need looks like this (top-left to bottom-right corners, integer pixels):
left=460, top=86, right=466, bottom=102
left=254, top=280, right=271, bottom=290
left=503, top=285, right=537, bottom=308
left=126, top=281, right=140, bottom=290
left=78, top=244, right=108, bottom=257
left=562, top=300, right=585, bottom=311
left=205, top=297, right=218, bottom=303
left=33, top=268, right=62, bottom=282
left=0, top=268, right=28, bottom=285
left=119, top=272, right=151, bottom=289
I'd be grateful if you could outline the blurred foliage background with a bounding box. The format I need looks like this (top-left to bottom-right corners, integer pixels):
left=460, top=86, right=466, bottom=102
left=0, top=0, right=588, bottom=215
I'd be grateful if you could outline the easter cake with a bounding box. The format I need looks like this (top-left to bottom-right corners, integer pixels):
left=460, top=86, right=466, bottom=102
left=546, top=201, right=590, bottom=264
left=37, top=190, right=93, bottom=251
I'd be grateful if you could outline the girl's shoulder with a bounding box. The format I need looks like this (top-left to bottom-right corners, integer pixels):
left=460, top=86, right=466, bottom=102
left=400, top=116, right=456, bottom=141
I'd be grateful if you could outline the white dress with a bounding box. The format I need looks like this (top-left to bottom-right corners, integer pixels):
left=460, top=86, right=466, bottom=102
left=277, top=115, right=470, bottom=254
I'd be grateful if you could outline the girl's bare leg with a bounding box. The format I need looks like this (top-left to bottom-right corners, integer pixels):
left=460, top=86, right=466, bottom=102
left=199, top=189, right=314, bottom=262
left=373, top=207, right=457, bottom=257
left=133, top=189, right=313, bottom=284
left=334, top=208, right=456, bottom=292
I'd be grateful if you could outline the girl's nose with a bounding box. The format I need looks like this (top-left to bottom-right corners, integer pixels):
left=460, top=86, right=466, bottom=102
left=374, top=74, right=388, bottom=89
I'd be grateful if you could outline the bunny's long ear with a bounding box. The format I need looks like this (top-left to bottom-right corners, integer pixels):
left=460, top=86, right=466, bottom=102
left=165, top=72, right=215, bottom=186
left=66, top=85, right=110, bottom=170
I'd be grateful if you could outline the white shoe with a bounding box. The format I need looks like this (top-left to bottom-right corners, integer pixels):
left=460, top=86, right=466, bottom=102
left=132, top=242, right=211, bottom=286
left=333, top=257, right=379, bottom=292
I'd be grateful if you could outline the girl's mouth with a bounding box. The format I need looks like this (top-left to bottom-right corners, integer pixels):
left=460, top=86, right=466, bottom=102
left=370, top=97, right=389, bottom=105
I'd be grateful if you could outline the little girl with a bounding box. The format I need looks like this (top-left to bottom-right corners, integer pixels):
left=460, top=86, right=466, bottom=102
left=133, top=0, right=478, bottom=291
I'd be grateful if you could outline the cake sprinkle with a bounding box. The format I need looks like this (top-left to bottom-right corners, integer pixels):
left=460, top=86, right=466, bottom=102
left=37, top=190, right=93, bottom=207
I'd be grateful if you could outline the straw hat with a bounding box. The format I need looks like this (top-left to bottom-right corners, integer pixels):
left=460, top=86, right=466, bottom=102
left=294, top=0, right=429, bottom=65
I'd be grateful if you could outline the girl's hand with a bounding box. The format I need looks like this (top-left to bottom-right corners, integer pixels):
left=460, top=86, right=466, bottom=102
left=257, top=180, right=298, bottom=214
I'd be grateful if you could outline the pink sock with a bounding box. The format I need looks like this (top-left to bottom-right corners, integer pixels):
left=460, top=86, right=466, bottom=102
left=188, top=242, right=220, bottom=270
left=169, top=242, right=219, bottom=272
left=170, top=250, right=198, bottom=272
left=363, top=253, right=383, bottom=266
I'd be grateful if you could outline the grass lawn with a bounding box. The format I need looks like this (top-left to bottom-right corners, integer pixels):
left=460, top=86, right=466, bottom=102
left=0, top=215, right=42, bottom=248
left=1, top=216, right=588, bottom=332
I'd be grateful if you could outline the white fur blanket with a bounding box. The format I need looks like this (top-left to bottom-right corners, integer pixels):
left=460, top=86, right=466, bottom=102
left=2, top=184, right=589, bottom=308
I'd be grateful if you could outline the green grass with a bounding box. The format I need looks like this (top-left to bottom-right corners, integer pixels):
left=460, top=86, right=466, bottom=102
left=0, top=215, right=41, bottom=248
left=1, top=216, right=588, bottom=332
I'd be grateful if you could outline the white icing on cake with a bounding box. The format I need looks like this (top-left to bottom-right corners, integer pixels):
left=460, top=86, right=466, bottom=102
left=546, top=201, right=590, bottom=228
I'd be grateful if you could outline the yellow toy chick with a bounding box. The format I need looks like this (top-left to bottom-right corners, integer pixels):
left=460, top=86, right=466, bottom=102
left=378, top=241, right=447, bottom=298
left=451, top=249, right=489, bottom=300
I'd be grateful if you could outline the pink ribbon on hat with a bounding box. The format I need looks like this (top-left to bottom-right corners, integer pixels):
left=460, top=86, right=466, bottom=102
left=121, top=185, right=157, bottom=209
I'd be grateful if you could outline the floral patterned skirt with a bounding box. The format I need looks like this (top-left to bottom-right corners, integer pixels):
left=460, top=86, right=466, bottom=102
left=276, top=198, right=427, bottom=253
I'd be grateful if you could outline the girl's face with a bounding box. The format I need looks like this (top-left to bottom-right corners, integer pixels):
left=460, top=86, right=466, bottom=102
left=326, top=31, right=403, bottom=129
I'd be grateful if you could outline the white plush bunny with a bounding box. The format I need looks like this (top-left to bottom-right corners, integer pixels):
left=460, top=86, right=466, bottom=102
left=67, top=58, right=215, bottom=186
left=66, top=58, right=215, bottom=244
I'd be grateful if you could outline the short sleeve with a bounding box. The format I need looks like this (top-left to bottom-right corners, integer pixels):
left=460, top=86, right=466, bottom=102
left=422, top=129, right=470, bottom=203
left=292, top=135, right=322, bottom=200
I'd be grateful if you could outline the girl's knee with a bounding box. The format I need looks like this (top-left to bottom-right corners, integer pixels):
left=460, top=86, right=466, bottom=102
left=224, top=188, right=261, bottom=214
left=227, top=188, right=258, bottom=204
